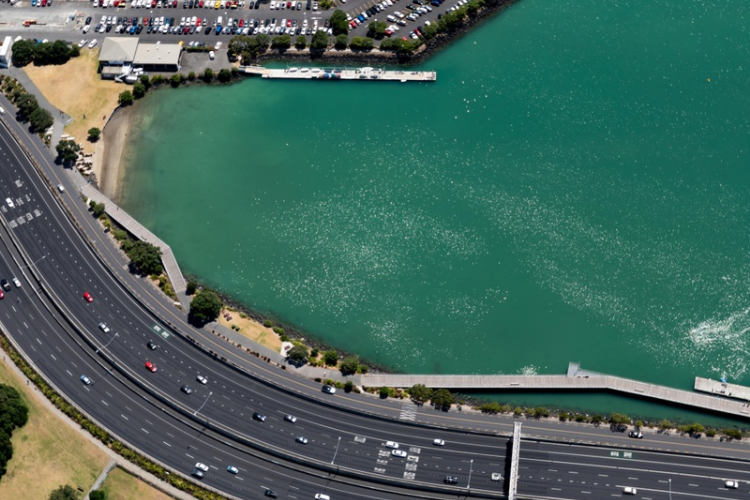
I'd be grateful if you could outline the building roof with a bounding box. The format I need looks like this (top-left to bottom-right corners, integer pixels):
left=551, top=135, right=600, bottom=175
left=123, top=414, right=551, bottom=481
left=99, top=37, right=139, bottom=63
left=133, top=43, right=181, bottom=66
left=0, top=36, right=12, bottom=57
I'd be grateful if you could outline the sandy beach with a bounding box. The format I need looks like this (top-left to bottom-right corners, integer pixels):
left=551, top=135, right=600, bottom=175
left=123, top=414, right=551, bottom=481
left=99, top=105, right=135, bottom=200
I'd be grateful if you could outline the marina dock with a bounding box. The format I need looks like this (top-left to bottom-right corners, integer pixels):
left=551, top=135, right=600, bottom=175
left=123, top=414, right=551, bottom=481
left=238, top=65, right=437, bottom=82
left=359, top=363, right=750, bottom=420
left=695, top=377, right=750, bottom=402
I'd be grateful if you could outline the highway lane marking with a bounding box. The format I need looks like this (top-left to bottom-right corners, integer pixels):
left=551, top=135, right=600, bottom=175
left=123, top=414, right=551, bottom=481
left=101, top=400, right=109, bottom=407
left=186, top=453, right=194, bottom=459
left=121, top=414, right=129, bottom=420
left=35, top=337, right=41, bottom=344
left=50, top=354, right=56, bottom=361
left=141, top=428, right=149, bottom=434
left=689, top=483, right=699, bottom=486
left=145, top=419, right=154, bottom=426
left=66, top=369, right=73, bottom=376
left=163, top=441, right=171, bottom=447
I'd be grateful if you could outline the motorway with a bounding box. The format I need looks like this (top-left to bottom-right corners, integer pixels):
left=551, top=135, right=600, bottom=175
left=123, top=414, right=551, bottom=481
left=2, top=95, right=750, bottom=500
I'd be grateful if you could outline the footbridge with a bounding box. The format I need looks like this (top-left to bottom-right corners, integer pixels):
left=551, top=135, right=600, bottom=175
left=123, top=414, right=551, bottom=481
left=359, top=363, right=750, bottom=420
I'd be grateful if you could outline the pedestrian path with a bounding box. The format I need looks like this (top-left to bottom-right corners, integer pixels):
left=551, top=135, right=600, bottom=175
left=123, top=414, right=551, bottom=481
left=84, top=458, right=117, bottom=500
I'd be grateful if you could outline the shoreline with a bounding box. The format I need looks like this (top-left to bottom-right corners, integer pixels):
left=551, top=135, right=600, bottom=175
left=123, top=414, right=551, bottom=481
left=99, top=104, right=135, bottom=200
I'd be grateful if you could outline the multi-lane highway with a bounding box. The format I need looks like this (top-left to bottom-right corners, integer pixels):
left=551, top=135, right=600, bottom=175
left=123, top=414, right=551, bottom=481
left=1, top=100, right=750, bottom=500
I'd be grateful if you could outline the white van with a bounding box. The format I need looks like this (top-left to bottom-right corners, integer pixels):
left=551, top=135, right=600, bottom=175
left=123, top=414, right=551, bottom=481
left=208, top=50, right=215, bottom=60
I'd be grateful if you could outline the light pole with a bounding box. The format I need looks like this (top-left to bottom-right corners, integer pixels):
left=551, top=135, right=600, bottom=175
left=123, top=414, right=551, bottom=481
left=21, top=254, right=47, bottom=269
left=194, top=391, right=213, bottom=416
left=331, top=436, right=341, bottom=464
left=467, top=459, right=474, bottom=491
left=668, top=478, right=672, bottom=500
left=96, top=333, right=119, bottom=353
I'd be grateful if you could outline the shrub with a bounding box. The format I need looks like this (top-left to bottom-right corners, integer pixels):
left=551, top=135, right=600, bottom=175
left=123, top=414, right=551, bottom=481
left=272, top=326, right=285, bottom=335
left=344, top=380, right=354, bottom=392
left=188, top=71, right=196, bottom=81
left=218, top=69, right=232, bottom=83
left=202, top=68, right=214, bottom=82
left=185, top=279, right=198, bottom=295
left=322, top=350, right=338, bottom=366
left=118, top=90, right=134, bottom=106
left=559, top=412, right=569, bottom=421
left=92, top=202, right=106, bottom=218
left=334, top=34, right=348, bottom=49
left=132, top=82, right=146, bottom=99
left=310, top=347, right=319, bottom=358
left=170, top=74, right=183, bottom=87
left=295, top=36, right=307, bottom=50
left=87, top=127, right=102, bottom=141
left=339, top=355, right=360, bottom=375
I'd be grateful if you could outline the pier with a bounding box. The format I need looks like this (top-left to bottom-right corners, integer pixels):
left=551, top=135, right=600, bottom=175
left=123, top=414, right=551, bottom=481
left=359, top=363, right=750, bottom=420
left=238, top=65, right=437, bottom=82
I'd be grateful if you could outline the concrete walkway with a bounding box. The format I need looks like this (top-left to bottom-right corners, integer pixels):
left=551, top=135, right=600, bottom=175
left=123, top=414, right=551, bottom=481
left=80, top=183, right=188, bottom=300
left=84, top=458, right=117, bottom=500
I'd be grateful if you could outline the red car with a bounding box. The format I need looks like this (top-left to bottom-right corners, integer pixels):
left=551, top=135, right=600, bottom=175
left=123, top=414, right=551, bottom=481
left=286, top=19, right=292, bottom=27
left=145, top=362, right=157, bottom=372
left=239, top=18, right=244, bottom=27
left=0, top=290, right=4, bottom=300
left=83, top=292, right=93, bottom=303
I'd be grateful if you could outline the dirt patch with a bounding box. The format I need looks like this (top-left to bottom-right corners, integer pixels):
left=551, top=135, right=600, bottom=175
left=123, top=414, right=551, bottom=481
left=100, top=467, right=173, bottom=500
left=218, top=308, right=283, bottom=353
left=0, top=359, right=108, bottom=500
left=23, top=48, right=122, bottom=155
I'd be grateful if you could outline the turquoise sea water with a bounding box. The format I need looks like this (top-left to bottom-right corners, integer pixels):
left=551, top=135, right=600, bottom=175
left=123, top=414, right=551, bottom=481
left=119, top=0, right=750, bottom=423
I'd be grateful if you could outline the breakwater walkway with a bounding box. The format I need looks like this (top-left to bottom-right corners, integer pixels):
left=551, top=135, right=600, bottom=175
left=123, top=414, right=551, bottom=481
left=80, top=184, right=187, bottom=297
left=238, top=65, right=437, bottom=82
left=359, top=363, right=750, bottom=420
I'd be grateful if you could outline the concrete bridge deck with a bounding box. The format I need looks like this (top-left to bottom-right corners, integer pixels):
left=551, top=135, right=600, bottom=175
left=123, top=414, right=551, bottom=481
left=359, top=363, right=750, bottom=420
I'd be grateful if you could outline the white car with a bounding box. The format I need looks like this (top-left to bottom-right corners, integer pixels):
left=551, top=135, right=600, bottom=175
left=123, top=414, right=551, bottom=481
left=725, top=481, right=739, bottom=489
left=391, top=449, right=407, bottom=458
left=314, top=495, right=330, bottom=500
left=197, top=375, right=208, bottom=384
left=5, top=198, right=15, bottom=209
left=78, top=39, right=87, bottom=47
left=385, top=441, right=399, bottom=449
left=284, top=414, right=297, bottom=423
left=433, top=438, right=445, bottom=446
left=295, top=436, right=308, bottom=444
left=82, top=25, right=91, bottom=33
left=214, top=41, right=222, bottom=50
left=12, top=278, right=21, bottom=288
left=98, top=322, right=110, bottom=333
left=88, top=39, right=98, bottom=49
left=622, top=487, right=637, bottom=495
left=195, top=462, right=209, bottom=472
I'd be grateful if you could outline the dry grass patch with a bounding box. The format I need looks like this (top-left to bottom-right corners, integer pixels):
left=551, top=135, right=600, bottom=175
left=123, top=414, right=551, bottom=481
left=100, top=467, right=173, bottom=500
left=23, top=48, right=122, bottom=153
left=0, top=360, right=108, bottom=500
left=218, top=309, right=283, bottom=353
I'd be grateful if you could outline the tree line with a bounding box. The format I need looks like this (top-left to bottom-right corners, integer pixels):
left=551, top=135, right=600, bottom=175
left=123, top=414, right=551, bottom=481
left=0, top=75, right=54, bottom=136
left=0, top=384, right=29, bottom=479
left=11, top=39, right=80, bottom=67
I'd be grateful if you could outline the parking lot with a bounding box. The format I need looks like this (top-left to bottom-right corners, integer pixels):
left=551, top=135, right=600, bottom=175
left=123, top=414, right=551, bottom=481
left=0, top=0, right=467, bottom=47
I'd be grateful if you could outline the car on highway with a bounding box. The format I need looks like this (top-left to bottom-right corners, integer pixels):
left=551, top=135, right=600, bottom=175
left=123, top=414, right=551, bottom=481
left=264, top=490, right=278, bottom=498
left=628, top=431, right=643, bottom=439
left=57, top=184, right=65, bottom=193
left=444, top=476, right=458, bottom=484
left=295, top=436, right=308, bottom=444
left=433, top=438, right=445, bottom=446
left=80, top=375, right=92, bottom=385
left=322, top=385, right=336, bottom=394
left=0, top=290, right=4, bottom=300
left=83, top=292, right=94, bottom=302
left=622, top=487, right=637, bottom=495
left=391, top=449, right=407, bottom=458
left=195, top=462, right=209, bottom=472
left=98, top=322, right=110, bottom=333
left=252, top=412, right=267, bottom=422
left=147, top=340, right=157, bottom=350
left=145, top=361, right=157, bottom=372
left=197, top=375, right=208, bottom=384
left=385, top=441, right=399, bottom=449
left=191, top=469, right=204, bottom=479
left=284, top=414, right=297, bottom=423
left=12, top=278, right=21, bottom=288
left=725, top=480, right=739, bottom=489
left=0, top=280, right=10, bottom=292
left=226, top=465, right=239, bottom=474
left=314, top=495, right=330, bottom=500
left=5, top=198, right=14, bottom=209
left=181, top=385, right=193, bottom=394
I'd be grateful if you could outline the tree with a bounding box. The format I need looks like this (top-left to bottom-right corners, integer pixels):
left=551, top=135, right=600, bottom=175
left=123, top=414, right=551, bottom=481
left=17, top=93, right=39, bottom=120
left=295, top=36, right=307, bottom=50
left=92, top=202, right=106, bottom=218
left=329, top=9, right=349, bottom=35
left=609, top=413, right=630, bottom=425
left=89, top=491, right=106, bottom=500
left=339, top=355, right=360, bottom=375
left=310, top=30, right=329, bottom=50
left=322, top=350, right=338, bottom=366
left=188, top=71, right=196, bottom=81
left=367, top=21, right=387, bottom=39
left=29, top=107, right=54, bottom=133
left=256, top=33, right=271, bottom=50
left=139, top=74, right=151, bottom=89
left=350, top=36, right=373, bottom=50
left=272, top=34, right=292, bottom=50
left=186, top=279, right=198, bottom=295
left=379, top=386, right=390, bottom=398
left=126, top=241, right=163, bottom=275
left=132, top=82, right=146, bottom=99
left=87, top=127, right=102, bottom=142
left=319, top=0, right=333, bottom=8
left=218, top=68, right=232, bottom=83
left=202, top=68, right=214, bottom=82
left=431, top=389, right=454, bottom=410
left=535, top=407, right=550, bottom=418
left=344, top=380, right=354, bottom=392
left=189, top=289, right=223, bottom=325
left=118, top=90, right=134, bottom=106
left=408, top=384, right=432, bottom=404
left=287, top=344, right=308, bottom=364
left=49, top=485, right=78, bottom=500
left=335, top=34, right=348, bottom=49
left=658, top=419, right=674, bottom=431
left=55, top=139, right=81, bottom=165
left=170, top=74, right=182, bottom=87
left=11, top=39, right=35, bottom=67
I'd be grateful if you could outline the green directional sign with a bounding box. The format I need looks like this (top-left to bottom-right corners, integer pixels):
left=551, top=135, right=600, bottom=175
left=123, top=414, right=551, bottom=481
left=609, top=451, right=634, bottom=459
left=153, top=324, right=170, bottom=340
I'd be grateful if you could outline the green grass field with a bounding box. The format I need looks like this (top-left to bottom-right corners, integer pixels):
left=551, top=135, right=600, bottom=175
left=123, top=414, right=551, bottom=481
left=100, top=467, right=174, bottom=500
